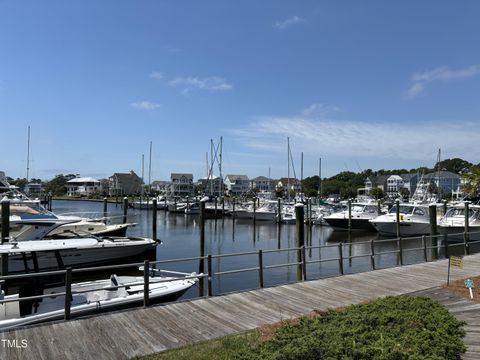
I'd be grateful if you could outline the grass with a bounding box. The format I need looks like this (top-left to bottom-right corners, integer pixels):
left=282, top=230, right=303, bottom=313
left=134, top=295, right=466, bottom=360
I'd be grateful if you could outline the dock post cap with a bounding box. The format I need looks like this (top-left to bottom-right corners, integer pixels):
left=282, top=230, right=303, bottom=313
left=295, top=203, right=304, bottom=208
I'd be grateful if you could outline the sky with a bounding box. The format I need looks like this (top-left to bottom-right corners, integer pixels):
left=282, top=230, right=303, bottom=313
left=1, top=1, right=480, bottom=182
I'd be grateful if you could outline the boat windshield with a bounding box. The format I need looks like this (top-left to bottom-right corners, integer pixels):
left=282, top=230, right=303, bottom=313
left=445, top=208, right=475, bottom=218
left=351, top=205, right=365, bottom=212
left=8, top=203, right=57, bottom=219
left=389, top=205, right=415, bottom=215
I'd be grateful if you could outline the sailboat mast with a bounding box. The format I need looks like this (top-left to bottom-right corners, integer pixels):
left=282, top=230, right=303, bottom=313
left=141, top=154, right=145, bottom=197
left=219, top=136, right=223, bottom=197
left=287, top=137, right=290, bottom=202
left=319, top=157, right=322, bottom=199
left=301, top=152, right=304, bottom=202
left=148, top=141, right=152, bottom=193
left=26, top=125, right=30, bottom=182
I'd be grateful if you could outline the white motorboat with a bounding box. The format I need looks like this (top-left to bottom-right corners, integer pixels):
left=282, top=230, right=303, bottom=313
left=324, top=202, right=379, bottom=231
left=0, top=240, right=198, bottom=330
left=2, top=198, right=135, bottom=240
left=248, top=201, right=277, bottom=221
left=438, top=203, right=480, bottom=241
left=369, top=203, right=431, bottom=236
left=0, top=232, right=157, bottom=274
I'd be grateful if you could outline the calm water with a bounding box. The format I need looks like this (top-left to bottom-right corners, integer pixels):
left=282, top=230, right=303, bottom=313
left=51, top=200, right=463, bottom=301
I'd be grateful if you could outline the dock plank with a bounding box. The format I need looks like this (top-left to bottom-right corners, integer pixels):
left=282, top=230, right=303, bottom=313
left=1, top=253, right=480, bottom=359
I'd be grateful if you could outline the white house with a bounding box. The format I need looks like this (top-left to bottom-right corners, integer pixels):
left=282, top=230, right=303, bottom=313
left=66, top=177, right=101, bottom=196
left=169, top=173, right=194, bottom=197
left=224, top=175, right=250, bottom=196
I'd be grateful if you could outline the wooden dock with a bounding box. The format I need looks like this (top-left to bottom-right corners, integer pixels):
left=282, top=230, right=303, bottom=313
left=2, top=254, right=480, bottom=360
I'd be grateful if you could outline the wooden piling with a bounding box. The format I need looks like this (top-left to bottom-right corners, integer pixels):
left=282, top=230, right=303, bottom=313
left=143, top=260, right=150, bottom=307
left=348, top=199, right=352, bottom=233
left=429, top=204, right=438, bottom=259
left=395, top=200, right=401, bottom=238
left=199, top=201, right=206, bottom=296
left=103, top=197, right=108, bottom=224
left=122, top=197, right=128, bottom=224
left=64, top=268, right=72, bottom=320
left=253, top=199, right=256, bottom=223
left=277, top=198, right=281, bottom=225
left=152, top=198, right=157, bottom=240
left=258, top=250, right=264, bottom=288
left=295, top=203, right=305, bottom=281
left=465, top=202, right=470, bottom=254
left=1, top=200, right=9, bottom=277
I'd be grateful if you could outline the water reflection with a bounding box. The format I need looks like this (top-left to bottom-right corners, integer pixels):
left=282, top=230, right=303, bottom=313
left=50, top=200, right=456, bottom=299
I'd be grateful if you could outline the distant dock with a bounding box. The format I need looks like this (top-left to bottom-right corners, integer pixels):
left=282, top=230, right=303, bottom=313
left=2, top=253, right=480, bottom=360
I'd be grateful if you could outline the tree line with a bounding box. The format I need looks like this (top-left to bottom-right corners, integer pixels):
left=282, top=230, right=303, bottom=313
left=6, top=157, right=480, bottom=199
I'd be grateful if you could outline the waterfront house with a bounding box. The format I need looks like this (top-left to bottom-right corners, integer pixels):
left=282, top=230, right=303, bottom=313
left=198, top=175, right=223, bottom=197
left=108, top=171, right=143, bottom=196
left=224, top=175, right=250, bottom=196
left=251, top=176, right=274, bottom=193
left=24, top=182, right=43, bottom=196
left=400, top=173, right=419, bottom=196
left=386, top=175, right=404, bottom=197
left=359, top=175, right=389, bottom=196
left=276, top=178, right=301, bottom=194
left=66, top=176, right=101, bottom=197
left=419, top=171, right=461, bottom=197
left=169, top=173, right=194, bottom=197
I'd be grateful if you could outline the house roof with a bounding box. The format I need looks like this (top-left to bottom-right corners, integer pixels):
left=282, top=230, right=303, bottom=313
left=252, top=176, right=270, bottom=181
left=366, top=175, right=389, bottom=185
left=423, top=171, right=460, bottom=179
left=225, top=175, right=249, bottom=181
left=67, top=177, right=99, bottom=184
left=171, top=173, right=193, bottom=179
left=400, top=173, right=418, bottom=181
left=110, top=171, right=142, bottom=183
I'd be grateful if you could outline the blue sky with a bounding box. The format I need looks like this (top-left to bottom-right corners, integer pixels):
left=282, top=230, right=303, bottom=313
left=2, top=1, right=480, bottom=181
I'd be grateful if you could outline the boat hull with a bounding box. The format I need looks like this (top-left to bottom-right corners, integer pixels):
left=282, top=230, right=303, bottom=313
left=324, top=217, right=375, bottom=231
left=8, top=241, right=157, bottom=273
left=370, top=221, right=430, bottom=237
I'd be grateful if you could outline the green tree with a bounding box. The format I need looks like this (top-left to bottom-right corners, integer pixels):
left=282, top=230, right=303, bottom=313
left=462, top=165, right=480, bottom=195
left=436, top=158, right=472, bottom=174
left=44, top=174, right=75, bottom=196
left=370, top=187, right=384, bottom=199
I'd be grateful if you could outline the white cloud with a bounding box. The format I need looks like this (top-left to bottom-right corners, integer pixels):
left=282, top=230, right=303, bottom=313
left=130, top=101, right=162, bottom=111
left=229, top=116, right=480, bottom=162
left=149, top=72, right=164, bottom=80
left=273, top=16, right=306, bottom=30
left=169, top=76, right=233, bottom=94
left=302, top=103, right=340, bottom=117
left=406, top=65, right=480, bottom=98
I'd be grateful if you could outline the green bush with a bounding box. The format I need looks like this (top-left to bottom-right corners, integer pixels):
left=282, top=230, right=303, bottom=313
left=234, top=296, right=465, bottom=360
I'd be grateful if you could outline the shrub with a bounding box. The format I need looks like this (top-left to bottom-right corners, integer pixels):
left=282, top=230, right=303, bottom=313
left=234, top=296, right=465, bottom=360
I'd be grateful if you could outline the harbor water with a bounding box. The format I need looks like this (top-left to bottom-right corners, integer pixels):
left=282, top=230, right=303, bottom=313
left=51, top=200, right=470, bottom=301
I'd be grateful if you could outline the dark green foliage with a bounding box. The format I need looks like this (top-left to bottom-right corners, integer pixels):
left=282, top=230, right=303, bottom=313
left=43, top=174, right=76, bottom=196
left=302, top=158, right=474, bottom=199
left=235, top=296, right=465, bottom=360
left=436, top=158, right=472, bottom=174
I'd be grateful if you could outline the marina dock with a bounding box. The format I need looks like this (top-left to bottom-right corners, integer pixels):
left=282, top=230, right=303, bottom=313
left=1, top=253, right=480, bottom=360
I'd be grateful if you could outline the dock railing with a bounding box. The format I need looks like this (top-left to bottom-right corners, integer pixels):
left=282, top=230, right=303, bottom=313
left=1, top=230, right=480, bottom=323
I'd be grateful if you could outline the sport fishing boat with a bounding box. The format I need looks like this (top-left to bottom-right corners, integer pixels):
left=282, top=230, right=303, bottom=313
left=324, top=202, right=380, bottom=231
left=438, top=203, right=480, bottom=242
left=369, top=203, right=431, bottom=236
